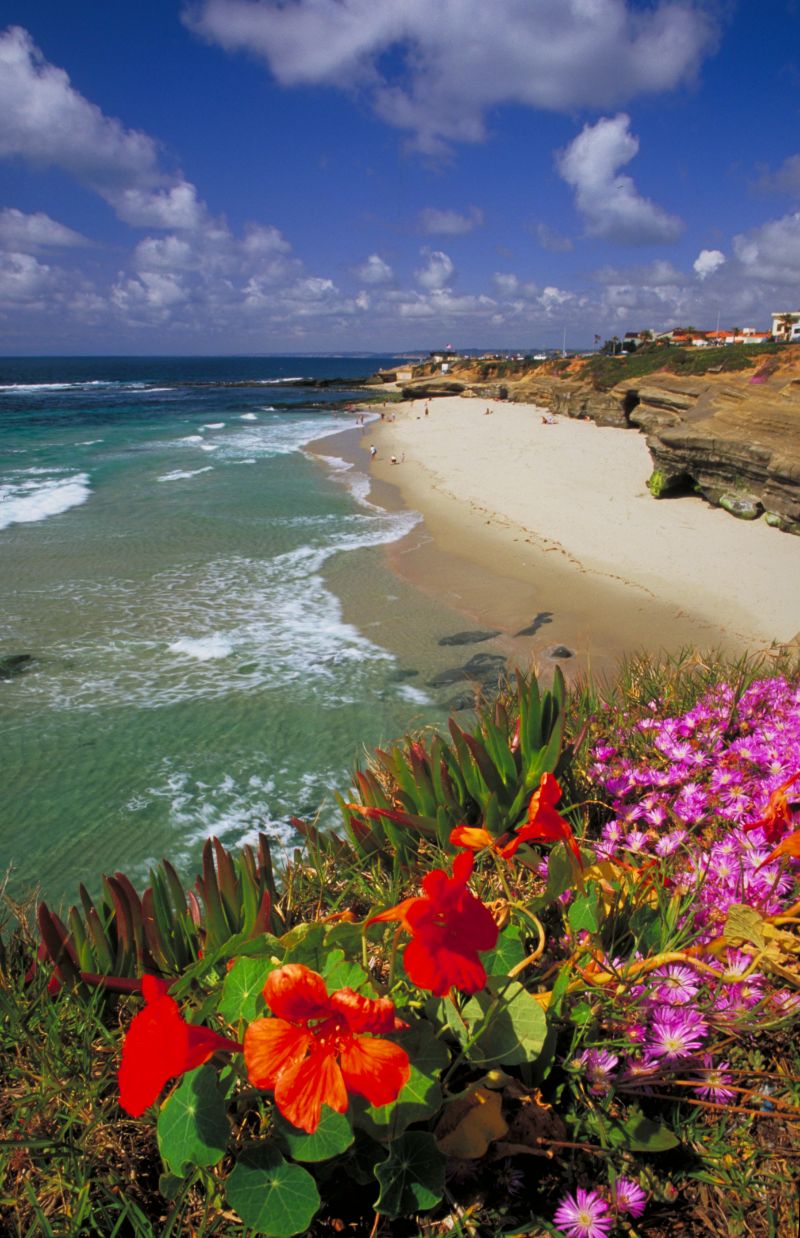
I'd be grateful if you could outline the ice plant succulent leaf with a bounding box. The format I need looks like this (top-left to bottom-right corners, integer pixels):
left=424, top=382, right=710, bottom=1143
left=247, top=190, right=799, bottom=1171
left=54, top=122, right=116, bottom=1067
left=244, top=963, right=409, bottom=1133
left=118, top=975, right=242, bottom=1118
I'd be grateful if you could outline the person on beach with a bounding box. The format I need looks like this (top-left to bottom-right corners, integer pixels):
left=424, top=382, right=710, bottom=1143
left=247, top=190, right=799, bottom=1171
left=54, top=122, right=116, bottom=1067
left=390, top=455, right=398, bottom=465
left=369, top=444, right=377, bottom=459
left=424, top=402, right=429, bottom=416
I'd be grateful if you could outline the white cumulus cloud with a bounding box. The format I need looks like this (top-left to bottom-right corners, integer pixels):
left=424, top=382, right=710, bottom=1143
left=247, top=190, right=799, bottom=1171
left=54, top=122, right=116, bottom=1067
left=186, top=0, right=716, bottom=153
left=419, top=206, right=484, bottom=235
left=0, top=26, right=206, bottom=230
left=355, top=254, right=394, bottom=284
left=0, top=208, right=89, bottom=250
left=415, top=249, right=454, bottom=290
left=693, top=249, right=725, bottom=280
left=557, top=113, right=683, bottom=245
left=733, top=212, right=800, bottom=284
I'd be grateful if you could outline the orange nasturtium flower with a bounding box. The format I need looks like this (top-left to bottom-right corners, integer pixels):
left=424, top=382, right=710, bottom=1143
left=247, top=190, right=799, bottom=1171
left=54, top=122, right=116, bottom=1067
left=244, top=964, right=410, bottom=1134
left=503, top=773, right=584, bottom=869
left=118, top=975, right=242, bottom=1117
left=451, top=774, right=583, bottom=871
left=369, top=851, right=498, bottom=997
left=743, top=771, right=800, bottom=844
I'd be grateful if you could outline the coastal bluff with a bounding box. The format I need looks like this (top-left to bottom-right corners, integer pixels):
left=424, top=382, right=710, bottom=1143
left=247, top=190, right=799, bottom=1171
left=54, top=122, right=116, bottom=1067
left=383, top=351, right=800, bottom=535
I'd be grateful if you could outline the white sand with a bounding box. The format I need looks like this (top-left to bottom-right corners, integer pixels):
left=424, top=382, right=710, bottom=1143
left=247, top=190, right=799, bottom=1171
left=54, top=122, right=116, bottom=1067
left=370, top=396, right=800, bottom=652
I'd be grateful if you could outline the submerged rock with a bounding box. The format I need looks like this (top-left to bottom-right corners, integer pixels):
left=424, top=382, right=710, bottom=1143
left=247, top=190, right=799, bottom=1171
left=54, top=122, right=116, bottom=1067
left=428, top=652, right=507, bottom=690
left=428, top=666, right=471, bottom=687
left=548, top=646, right=574, bottom=659
left=463, top=652, right=507, bottom=674
left=438, top=629, right=500, bottom=646
left=0, top=653, right=34, bottom=680
left=515, top=612, right=553, bottom=637
left=447, top=692, right=479, bottom=712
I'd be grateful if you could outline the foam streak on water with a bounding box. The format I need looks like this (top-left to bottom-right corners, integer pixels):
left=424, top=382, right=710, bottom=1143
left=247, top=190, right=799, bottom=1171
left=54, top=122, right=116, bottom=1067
left=0, top=354, right=440, bottom=905
left=0, top=471, right=91, bottom=529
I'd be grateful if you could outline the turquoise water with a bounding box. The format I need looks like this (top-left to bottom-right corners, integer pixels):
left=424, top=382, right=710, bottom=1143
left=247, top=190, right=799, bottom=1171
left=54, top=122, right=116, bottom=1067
left=0, top=357, right=449, bottom=906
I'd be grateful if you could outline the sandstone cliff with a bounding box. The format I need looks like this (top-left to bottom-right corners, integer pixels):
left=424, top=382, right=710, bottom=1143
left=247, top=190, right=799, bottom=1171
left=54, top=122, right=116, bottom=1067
left=400, top=352, right=800, bottom=534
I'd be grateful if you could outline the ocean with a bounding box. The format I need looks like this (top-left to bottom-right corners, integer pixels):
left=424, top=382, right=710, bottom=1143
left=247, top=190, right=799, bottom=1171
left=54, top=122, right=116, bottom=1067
left=0, top=356, right=459, bottom=908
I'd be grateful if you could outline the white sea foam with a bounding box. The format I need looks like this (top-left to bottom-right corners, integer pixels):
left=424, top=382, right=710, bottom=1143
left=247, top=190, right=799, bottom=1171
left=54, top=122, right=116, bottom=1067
left=78, top=439, right=104, bottom=446
left=200, top=443, right=219, bottom=452
left=315, top=454, right=377, bottom=510
left=201, top=422, right=225, bottom=429
left=181, top=435, right=204, bottom=444
left=127, top=766, right=301, bottom=876
left=38, top=504, right=419, bottom=711
left=158, top=466, right=214, bottom=482
left=0, top=472, right=91, bottom=531
left=168, top=634, right=234, bottom=660
left=397, top=683, right=433, bottom=705
left=0, top=382, right=74, bottom=392
left=206, top=414, right=353, bottom=464
left=240, top=413, right=258, bottom=421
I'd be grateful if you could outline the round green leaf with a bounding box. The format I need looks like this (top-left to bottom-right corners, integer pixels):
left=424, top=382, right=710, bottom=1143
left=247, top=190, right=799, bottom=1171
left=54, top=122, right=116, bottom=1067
left=374, top=1131, right=445, bottom=1219
left=157, top=1065, right=229, bottom=1175
left=458, top=978, right=547, bottom=1067
left=567, top=892, right=601, bottom=934
left=219, top=956, right=276, bottom=1024
left=276, top=1105, right=354, bottom=1161
left=480, top=923, right=526, bottom=976
left=226, top=1144, right=321, bottom=1236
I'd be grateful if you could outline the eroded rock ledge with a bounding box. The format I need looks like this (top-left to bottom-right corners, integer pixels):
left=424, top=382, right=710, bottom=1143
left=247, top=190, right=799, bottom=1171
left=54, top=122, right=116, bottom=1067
left=409, top=359, right=800, bottom=535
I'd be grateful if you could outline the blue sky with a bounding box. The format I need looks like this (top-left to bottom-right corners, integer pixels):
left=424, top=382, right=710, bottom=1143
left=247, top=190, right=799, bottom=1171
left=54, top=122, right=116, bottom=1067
left=1, top=0, right=799, bottom=353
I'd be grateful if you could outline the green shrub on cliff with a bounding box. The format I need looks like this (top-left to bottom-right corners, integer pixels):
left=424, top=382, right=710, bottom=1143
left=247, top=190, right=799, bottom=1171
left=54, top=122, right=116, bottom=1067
left=586, top=341, right=780, bottom=390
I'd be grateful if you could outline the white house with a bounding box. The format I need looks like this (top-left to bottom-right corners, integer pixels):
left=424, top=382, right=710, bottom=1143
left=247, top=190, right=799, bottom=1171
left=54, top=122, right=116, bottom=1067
left=771, top=311, right=800, bottom=341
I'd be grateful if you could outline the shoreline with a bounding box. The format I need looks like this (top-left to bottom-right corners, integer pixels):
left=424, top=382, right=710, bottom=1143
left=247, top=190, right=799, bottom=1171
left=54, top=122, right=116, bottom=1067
left=310, top=396, right=799, bottom=677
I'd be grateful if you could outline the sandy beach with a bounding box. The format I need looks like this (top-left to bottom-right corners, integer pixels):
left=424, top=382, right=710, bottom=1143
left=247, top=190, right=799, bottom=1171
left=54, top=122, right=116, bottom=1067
left=360, top=395, right=800, bottom=670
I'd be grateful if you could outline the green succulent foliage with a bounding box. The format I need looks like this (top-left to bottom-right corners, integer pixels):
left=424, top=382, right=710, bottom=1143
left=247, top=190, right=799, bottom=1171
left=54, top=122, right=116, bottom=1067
left=37, top=833, right=285, bottom=986
left=331, top=668, right=568, bottom=863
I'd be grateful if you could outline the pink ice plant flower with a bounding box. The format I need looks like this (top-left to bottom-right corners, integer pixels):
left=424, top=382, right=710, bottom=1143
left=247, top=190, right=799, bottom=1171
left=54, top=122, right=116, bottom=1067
left=645, top=1007, right=707, bottom=1063
left=613, top=1176, right=648, bottom=1218
left=553, top=1187, right=613, bottom=1238
left=692, top=1054, right=735, bottom=1103
left=577, top=1048, right=619, bottom=1095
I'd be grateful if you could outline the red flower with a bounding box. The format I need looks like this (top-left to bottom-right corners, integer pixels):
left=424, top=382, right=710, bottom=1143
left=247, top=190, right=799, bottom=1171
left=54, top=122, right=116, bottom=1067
left=370, top=851, right=498, bottom=997
left=244, top=964, right=410, bottom=1134
left=118, top=975, right=242, bottom=1118
left=744, top=771, right=800, bottom=844
left=501, top=773, right=583, bottom=869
